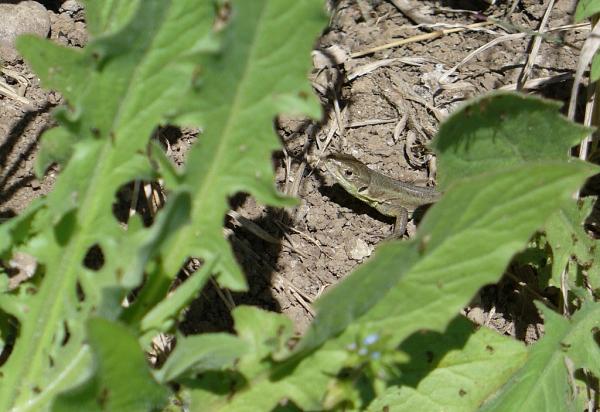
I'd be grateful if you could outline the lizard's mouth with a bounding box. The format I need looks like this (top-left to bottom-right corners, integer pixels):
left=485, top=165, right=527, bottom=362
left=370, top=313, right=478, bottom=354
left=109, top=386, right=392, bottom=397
left=325, top=161, right=372, bottom=200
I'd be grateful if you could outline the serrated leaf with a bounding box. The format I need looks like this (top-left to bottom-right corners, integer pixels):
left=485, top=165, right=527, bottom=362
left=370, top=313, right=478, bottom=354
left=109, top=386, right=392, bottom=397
left=159, top=0, right=326, bottom=291
left=2, top=1, right=327, bottom=410
left=545, top=198, right=597, bottom=287
left=561, top=301, right=600, bottom=379
left=0, top=186, right=194, bottom=411
left=367, top=317, right=527, bottom=412
left=432, top=93, right=591, bottom=188
left=479, top=303, right=600, bottom=411
left=52, top=318, right=169, bottom=412
left=575, top=0, right=600, bottom=21
left=0, top=3, right=218, bottom=410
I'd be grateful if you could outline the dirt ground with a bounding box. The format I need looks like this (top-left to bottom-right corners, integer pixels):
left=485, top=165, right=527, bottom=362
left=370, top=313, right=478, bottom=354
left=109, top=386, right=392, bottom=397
left=0, top=1, right=587, bottom=342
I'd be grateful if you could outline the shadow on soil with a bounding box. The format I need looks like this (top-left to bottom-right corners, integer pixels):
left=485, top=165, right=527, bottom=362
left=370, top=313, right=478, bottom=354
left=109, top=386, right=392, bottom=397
left=0, top=103, right=52, bottom=218
left=179, top=205, right=289, bottom=334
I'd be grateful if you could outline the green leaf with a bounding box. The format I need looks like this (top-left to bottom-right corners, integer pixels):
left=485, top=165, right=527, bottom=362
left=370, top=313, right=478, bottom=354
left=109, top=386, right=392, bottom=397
left=365, top=162, right=591, bottom=338
left=432, top=93, right=591, bottom=188
left=186, top=307, right=347, bottom=411
left=479, top=303, right=600, bottom=411
left=156, top=333, right=248, bottom=383
left=367, top=317, right=527, bottom=412
left=544, top=198, right=597, bottom=287
left=0, top=3, right=217, bottom=410
left=53, top=318, right=169, bottom=412
left=159, top=0, right=326, bottom=291
left=575, top=0, right=600, bottom=21
left=2, top=1, right=327, bottom=410
left=561, top=301, right=600, bottom=378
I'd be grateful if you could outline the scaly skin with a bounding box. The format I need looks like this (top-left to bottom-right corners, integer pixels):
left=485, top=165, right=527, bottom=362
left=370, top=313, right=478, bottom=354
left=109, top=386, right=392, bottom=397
left=324, top=153, right=440, bottom=237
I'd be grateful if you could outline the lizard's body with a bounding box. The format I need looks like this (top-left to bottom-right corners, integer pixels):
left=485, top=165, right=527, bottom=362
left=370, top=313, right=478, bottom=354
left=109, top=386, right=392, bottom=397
left=324, top=153, right=440, bottom=237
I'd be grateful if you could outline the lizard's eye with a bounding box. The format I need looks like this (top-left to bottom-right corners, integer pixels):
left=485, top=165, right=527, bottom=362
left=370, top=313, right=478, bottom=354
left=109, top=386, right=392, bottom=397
left=358, top=186, right=368, bottom=193
left=344, top=169, right=353, bottom=177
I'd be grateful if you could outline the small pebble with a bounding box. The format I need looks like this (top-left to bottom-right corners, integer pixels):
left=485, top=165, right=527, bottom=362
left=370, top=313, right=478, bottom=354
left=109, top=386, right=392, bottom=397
left=60, top=0, right=84, bottom=14
left=345, top=237, right=372, bottom=261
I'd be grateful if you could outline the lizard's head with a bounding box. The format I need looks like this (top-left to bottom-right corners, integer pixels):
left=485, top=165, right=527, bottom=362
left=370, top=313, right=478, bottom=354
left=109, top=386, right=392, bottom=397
left=324, top=153, right=371, bottom=198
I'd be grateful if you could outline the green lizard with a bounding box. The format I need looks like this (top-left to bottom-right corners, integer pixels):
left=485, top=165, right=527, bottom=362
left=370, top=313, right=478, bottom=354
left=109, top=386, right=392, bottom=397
left=324, top=153, right=441, bottom=238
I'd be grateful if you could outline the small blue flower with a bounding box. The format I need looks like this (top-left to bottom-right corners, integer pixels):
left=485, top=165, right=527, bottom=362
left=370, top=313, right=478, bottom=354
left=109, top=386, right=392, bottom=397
left=371, top=351, right=381, bottom=360
left=363, top=333, right=379, bottom=346
left=358, top=347, right=368, bottom=356
left=347, top=343, right=357, bottom=351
